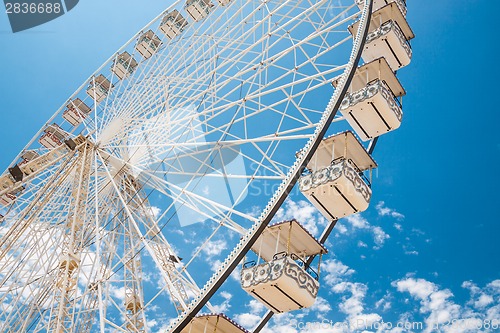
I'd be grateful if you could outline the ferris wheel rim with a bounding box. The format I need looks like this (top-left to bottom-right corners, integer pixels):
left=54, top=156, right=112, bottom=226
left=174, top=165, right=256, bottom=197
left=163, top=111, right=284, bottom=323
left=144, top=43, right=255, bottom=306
left=166, top=0, right=375, bottom=331
left=0, top=1, right=376, bottom=332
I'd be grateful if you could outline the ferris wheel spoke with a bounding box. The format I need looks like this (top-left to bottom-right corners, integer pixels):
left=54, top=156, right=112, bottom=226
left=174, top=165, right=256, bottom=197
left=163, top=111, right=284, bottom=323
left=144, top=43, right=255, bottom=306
left=0, top=0, right=391, bottom=331
left=121, top=192, right=217, bottom=314
left=95, top=150, right=203, bottom=314
left=142, top=172, right=254, bottom=232
left=96, top=1, right=352, bottom=136
left=0, top=159, right=81, bottom=264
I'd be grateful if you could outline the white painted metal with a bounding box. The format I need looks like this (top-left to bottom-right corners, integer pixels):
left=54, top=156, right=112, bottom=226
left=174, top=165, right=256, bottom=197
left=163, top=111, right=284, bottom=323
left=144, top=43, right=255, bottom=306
left=20, top=142, right=72, bottom=175
left=0, top=0, right=375, bottom=331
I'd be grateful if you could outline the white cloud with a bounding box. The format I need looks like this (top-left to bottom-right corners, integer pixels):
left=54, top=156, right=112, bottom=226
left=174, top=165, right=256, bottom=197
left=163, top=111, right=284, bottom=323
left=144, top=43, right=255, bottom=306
left=332, top=282, right=366, bottom=315
left=335, top=223, right=348, bottom=234
left=149, top=206, right=162, bottom=219
left=357, top=240, right=368, bottom=248
left=275, top=199, right=328, bottom=236
left=234, top=299, right=267, bottom=330
left=463, top=280, right=496, bottom=309
left=345, top=214, right=370, bottom=229
left=236, top=312, right=263, bottom=328
left=475, top=294, right=494, bottom=309
left=394, top=277, right=437, bottom=300
left=147, top=319, right=158, bottom=328
left=332, top=281, right=383, bottom=330
left=110, top=285, right=126, bottom=302
left=375, top=201, right=405, bottom=220
left=274, top=199, right=390, bottom=250
left=200, top=239, right=227, bottom=257
left=375, top=293, right=392, bottom=312
left=250, top=261, right=500, bottom=333
left=211, top=290, right=232, bottom=313
left=392, top=277, right=500, bottom=333
left=246, top=205, right=262, bottom=218
left=310, top=296, right=332, bottom=313
left=322, top=259, right=355, bottom=286
left=321, top=258, right=382, bottom=330
left=372, top=226, right=390, bottom=249
left=339, top=213, right=390, bottom=250
left=487, top=280, right=500, bottom=291
left=248, top=299, right=266, bottom=314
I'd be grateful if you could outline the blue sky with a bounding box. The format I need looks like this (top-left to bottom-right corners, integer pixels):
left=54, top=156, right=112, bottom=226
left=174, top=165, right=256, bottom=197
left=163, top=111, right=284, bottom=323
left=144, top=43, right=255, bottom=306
left=1, top=0, right=500, bottom=332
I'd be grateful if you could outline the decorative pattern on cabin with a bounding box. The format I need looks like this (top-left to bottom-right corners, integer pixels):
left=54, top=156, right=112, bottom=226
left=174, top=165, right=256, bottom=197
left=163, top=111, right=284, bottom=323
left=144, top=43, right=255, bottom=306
left=343, top=162, right=371, bottom=203
left=300, top=161, right=371, bottom=204
left=366, top=20, right=412, bottom=59
left=283, top=259, right=319, bottom=298
left=341, top=80, right=403, bottom=121
left=241, top=256, right=318, bottom=298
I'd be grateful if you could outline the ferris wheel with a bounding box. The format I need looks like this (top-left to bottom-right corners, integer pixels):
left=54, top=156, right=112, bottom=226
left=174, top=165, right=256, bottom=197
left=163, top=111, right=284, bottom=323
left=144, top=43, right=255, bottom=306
left=0, top=0, right=414, bottom=332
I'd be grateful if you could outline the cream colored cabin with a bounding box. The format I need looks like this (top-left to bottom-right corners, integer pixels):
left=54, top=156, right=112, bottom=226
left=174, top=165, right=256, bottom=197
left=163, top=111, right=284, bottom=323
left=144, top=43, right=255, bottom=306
left=111, top=52, right=138, bottom=80
left=56, top=253, right=81, bottom=290
left=21, top=150, right=40, bottom=164
left=181, top=314, right=248, bottom=333
left=160, top=10, right=188, bottom=39
left=185, top=0, right=214, bottom=22
left=125, top=294, right=142, bottom=312
left=124, top=293, right=145, bottom=331
left=216, top=0, right=231, bottom=5
left=350, top=3, right=414, bottom=71
left=242, top=220, right=326, bottom=313
left=299, top=132, right=376, bottom=219
left=19, top=144, right=70, bottom=177
left=0, top=193, right=16, bottom=207
left=334, top=58, right=405, bottom=140
left=0, top=169, right=25, bottom=206
left=136, top=30, right=162, bottom=59
left=0, top=173, right=16, bottom=207
left=355, top=0, right=407, bottom=17
left=62, top=98, right=91, bottom=126
left=39, top=124, right=66, bottom=149
left=86, top=75, right=113, bottom=103
left=59, top=252, right=80, bottom=273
